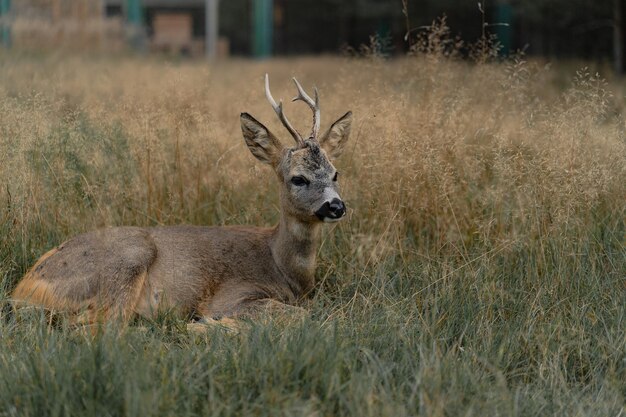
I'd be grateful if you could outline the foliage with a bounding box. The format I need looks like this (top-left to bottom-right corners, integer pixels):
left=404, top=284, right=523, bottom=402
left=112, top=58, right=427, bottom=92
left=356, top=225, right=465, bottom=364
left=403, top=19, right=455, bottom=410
left=0, top=48, right=624, bottom=415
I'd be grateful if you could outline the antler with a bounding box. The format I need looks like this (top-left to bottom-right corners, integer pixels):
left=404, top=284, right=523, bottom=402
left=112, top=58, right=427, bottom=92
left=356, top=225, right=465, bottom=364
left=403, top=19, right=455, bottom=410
left=291, top=78, right=321, bottom=140
left=265, top=74, right=304, bottom=146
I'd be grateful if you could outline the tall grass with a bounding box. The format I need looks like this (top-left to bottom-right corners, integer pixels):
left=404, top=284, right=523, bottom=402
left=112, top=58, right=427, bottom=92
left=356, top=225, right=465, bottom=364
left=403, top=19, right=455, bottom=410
left=0, top=47, right=624, bottom=415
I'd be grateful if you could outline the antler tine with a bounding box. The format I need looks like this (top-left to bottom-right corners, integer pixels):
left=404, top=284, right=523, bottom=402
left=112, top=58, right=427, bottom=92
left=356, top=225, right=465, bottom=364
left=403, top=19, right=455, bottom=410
left=291, top=78, right=321, bottom=140
left=264, top=74, right=304, bottom=146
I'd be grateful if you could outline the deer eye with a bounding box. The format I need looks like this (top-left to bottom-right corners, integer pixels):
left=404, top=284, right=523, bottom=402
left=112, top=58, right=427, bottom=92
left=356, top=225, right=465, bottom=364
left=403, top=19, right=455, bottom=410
left=291, top=176, right=309, bottom=186
left=332, top=172, right=339, bottom=182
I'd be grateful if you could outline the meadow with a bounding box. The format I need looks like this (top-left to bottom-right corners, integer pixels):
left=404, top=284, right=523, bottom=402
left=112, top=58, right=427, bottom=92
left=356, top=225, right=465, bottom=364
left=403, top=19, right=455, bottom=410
left=0, top=47, right=625, bottom=416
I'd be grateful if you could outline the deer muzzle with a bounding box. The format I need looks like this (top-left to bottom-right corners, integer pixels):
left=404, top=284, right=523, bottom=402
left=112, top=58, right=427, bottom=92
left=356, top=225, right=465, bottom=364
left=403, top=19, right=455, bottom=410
left=315, top=198, right=346, bottom=222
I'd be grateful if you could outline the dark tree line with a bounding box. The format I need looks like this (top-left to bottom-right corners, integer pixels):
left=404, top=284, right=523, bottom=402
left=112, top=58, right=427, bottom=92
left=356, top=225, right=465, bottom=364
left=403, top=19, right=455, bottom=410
left=219, top=0, right=624, bottom=73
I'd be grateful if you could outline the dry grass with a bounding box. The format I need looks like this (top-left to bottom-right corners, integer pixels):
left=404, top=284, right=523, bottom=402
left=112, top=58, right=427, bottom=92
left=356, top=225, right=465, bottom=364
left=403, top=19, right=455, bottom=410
left=0, top=50, right=625, bottom=416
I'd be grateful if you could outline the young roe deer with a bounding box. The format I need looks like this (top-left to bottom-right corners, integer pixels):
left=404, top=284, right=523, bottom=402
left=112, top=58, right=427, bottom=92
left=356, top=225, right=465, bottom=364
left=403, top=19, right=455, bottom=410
left=12, top=74, right=352, bottom=327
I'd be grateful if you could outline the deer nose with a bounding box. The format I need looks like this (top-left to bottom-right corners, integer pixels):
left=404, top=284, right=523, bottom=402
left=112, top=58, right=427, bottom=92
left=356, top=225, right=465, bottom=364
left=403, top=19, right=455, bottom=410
left=328, top=199, right=346, bottom=218
left=316, top=198, right=346, bottom=221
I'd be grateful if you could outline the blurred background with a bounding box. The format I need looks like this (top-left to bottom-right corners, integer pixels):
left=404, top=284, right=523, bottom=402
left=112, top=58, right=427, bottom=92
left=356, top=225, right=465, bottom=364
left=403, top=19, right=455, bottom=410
left=1, top=0, right=624, bottom=74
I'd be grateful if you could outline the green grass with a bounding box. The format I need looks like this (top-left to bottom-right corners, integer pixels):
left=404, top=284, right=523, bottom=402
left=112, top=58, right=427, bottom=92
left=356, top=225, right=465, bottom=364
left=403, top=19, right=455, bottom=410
left=0, top=49, right=625, bottom=416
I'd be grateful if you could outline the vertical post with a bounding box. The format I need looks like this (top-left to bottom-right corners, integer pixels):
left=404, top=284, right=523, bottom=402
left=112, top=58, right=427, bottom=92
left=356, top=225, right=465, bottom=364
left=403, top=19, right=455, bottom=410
left=495, top=0, right=512, bottom=56
left=126, top=0, right=145, bottom=51
left=205, top=0, right=219, bottom=59
left=0, top=0, right=11, bottom=49
left=614, top=0, right=623, bottom=74
left=126, top=0, right=143, bottom=25
left=253, top=0, right=273, bottom=58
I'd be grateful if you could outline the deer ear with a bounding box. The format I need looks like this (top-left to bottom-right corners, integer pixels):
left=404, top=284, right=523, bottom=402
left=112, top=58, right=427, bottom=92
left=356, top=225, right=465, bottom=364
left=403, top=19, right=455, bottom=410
left=240, top=113, right=284, bottom=165
left=319, top=111, right=352, bottom=158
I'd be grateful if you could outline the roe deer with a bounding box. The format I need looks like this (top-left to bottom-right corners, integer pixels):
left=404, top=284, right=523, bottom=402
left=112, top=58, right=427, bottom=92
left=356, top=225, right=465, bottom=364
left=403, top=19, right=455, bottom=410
left=11, top=74, right=352, bottom=327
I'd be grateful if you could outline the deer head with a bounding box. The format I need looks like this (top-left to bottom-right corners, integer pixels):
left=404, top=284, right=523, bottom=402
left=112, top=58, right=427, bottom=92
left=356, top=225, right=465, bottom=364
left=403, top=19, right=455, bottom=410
left=240, top=74, right=352, bottom=223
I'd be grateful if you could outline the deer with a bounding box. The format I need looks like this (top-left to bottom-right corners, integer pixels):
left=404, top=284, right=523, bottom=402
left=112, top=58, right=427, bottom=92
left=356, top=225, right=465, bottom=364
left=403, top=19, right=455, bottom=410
left=11, top=74, right=352, bottom=330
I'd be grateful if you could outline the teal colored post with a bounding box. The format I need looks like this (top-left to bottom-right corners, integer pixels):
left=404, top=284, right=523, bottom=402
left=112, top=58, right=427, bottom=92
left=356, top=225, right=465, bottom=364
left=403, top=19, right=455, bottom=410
left=253, top=0, right=273, bottom=58
left=495, top=3, right=512, bottom=56
left=126, top=0, right=145, bottom=51
left=0, top=0, right=11, bottom=49
left=375, top=20, right=391, bottom=57
left=126, top=0, right=143, bottom=25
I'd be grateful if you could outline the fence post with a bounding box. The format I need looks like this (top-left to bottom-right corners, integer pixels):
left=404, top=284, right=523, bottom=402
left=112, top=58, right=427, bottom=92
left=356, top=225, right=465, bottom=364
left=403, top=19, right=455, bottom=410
left=205, top=0, right=219, bottom=59
left=0, top=0, right=11, bottom=49
left=253, top=0, right=272, bottom=58
left=495, top=0, right=512, bottom=56
left=126, top=0, right=145, bottom=51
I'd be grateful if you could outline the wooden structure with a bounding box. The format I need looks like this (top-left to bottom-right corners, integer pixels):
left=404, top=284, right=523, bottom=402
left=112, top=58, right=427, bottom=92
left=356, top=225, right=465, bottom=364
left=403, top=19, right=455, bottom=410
left=152, top=12, right=192, bottom=52
left=104, top=0, right=220, bottom=56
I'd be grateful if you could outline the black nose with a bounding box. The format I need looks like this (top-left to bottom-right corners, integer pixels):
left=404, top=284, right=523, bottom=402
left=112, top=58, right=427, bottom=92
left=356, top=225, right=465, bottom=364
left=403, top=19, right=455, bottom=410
left=315, top=198, right=346, bottom=221
left=328, top=199, right=346, bottom=218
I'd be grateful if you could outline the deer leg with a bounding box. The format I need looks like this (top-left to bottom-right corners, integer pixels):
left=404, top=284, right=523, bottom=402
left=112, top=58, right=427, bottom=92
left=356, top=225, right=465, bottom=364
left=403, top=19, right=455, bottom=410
left=239, top=298, right=309, bottom=321
left=186, top=316, right=242, bottom=334
left=188, top=297, right=309, bottom=335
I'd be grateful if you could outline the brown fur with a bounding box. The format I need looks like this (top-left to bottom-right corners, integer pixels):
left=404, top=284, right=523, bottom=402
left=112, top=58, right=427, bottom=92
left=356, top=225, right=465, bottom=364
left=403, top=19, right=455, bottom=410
left=13, top=247, right=73, bottom=310
left=11, top=81, right=352, bottom=327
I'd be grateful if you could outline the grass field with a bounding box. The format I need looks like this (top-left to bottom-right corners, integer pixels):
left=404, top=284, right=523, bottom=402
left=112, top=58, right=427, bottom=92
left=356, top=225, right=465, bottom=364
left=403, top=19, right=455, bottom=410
left=0, top=48, right=625, bottom=416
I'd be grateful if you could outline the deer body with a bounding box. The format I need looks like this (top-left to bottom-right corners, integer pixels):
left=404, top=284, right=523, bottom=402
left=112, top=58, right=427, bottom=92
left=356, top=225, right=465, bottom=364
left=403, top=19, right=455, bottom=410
left=12, top=75, right=352, bottom=324
left=14, top=223, right=318, bottom=320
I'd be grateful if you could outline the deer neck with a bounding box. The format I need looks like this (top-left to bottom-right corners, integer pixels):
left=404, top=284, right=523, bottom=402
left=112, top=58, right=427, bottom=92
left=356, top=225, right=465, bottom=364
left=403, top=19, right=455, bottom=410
left=270, top=213, right=321, bottom=297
